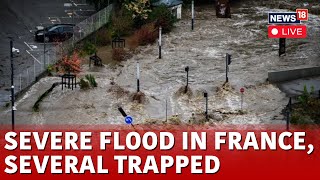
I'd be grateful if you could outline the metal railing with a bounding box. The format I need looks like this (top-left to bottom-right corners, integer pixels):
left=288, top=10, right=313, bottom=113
left=12, top=4, right=113, bottom=96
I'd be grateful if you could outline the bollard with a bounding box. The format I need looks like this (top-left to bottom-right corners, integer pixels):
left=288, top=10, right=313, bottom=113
left=191, top=0, right=194, bottom=30
left=137, top=62, right=140, bottom=92
left=159, top=27, right=162, bottom=59
left=118, top=107, right=127, bottom=117
left=165, top=99, right=168, bottom=122
left=185, top=66, right=189, bottom=93
left=204, top=92, right=208, bottom=120
left=279, top=38, right=286, bottom=56
left=225, top=53, right=232, bottom=83
left=240, top=87, right=245, bottom=110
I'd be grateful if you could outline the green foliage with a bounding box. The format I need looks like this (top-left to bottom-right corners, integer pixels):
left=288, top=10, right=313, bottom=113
left=80, top=74, right=98, bottom=90
left=46, top=64, right=55, bottom=75
left=85, top=74, right=98, bottom=87
left=149, top=5, right=176, bottom=33
left=133, top=23, right=158, bottom=45
left=96, top=28, right=113, bottom=46
left=124, top=0, right=152, bottom=28
left=289, top=85, right=320, bottom=125
left=82, top=41, right=97, bottom=56
left=298, top=85, right=314, bottom=106
left=291, top=113, right=313, bottom=125
left=112, top=10, right=134, bottom=36
left=80, top=78, right=90, bottom=90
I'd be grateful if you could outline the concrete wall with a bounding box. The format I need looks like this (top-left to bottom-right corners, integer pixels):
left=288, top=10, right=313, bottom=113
left=268, top=67, right=320, bottom=83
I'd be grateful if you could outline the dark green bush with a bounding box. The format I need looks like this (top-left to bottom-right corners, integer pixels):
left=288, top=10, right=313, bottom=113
left=80, top=78, right=90, bottom=90
left=85, top=74, right=98, bottom=88
left=96, top=28, right=113, bottom=46
left=47, top=64, right=55, bottom=76
left=112, top=10, right=134, bottom=36
left=298, top=85, right=314, bottom=107
left=82, top=41, right=97, bottom=56
left=149, top=5, right=176, bottom=33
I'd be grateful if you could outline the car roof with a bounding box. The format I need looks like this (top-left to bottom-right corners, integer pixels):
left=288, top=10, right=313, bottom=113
left=47, top=24, right=75, bottom=29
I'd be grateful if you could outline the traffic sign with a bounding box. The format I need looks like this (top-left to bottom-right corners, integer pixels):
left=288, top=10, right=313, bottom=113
left=125, top=116, right=133, bottom=124
left=240, top=87, right=245, bottom=93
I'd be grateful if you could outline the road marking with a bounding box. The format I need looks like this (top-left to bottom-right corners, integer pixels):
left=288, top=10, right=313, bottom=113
left=30, top=45, right=38, bottom=49
left=26, top=50, right=41, bottom=64
left=24, top=42, right=33, bottom=51
left=79, top=9, right=95, bottom=11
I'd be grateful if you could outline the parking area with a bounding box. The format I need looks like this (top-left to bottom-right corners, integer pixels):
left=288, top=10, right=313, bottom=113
left=0, top=0, right=97, bottom=105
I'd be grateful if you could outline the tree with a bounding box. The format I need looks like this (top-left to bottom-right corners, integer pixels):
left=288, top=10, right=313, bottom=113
left=56, top=52, right=82, bottom=74
left=124, top=0, right=151, bottom=28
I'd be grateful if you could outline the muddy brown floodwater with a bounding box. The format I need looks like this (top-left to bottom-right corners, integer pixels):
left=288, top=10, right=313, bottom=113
left=1, top=1, right=320, bottom=126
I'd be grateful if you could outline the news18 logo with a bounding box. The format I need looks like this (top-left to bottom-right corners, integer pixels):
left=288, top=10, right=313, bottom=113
left=268, top=9, right=308, bottom=38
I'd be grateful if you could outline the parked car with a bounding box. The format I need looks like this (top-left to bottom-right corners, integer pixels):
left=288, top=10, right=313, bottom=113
left=34, top=24, right=75, bottom=42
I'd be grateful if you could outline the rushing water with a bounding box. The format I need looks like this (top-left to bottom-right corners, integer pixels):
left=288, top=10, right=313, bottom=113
left=1, top=1, right=319, bottom=125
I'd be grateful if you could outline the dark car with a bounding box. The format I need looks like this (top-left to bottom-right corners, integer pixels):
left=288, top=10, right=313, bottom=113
left=34, top=24, right=75, bottom=42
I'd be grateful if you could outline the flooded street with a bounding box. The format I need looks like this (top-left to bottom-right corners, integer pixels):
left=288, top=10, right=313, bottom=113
left=1, top=1, right=319, bottom=125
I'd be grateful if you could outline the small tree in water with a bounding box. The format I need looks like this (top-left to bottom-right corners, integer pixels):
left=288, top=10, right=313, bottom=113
left=56, top=52, right=82, bottom=74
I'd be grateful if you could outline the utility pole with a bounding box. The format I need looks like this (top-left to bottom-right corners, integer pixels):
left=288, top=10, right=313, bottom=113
left=10, top=39, right=15, bottom=131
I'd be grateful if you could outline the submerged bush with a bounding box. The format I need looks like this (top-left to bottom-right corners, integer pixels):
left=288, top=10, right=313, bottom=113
left=85, top=74, right=98, bottom=88
left=80, top=74, right=98, bottom=90
left=82, top=41, right=97, bottom=56
left=112, top=48, right=129, bottom=61
left=133, top=23, right=158, bottom=46
left=80, top=78, right=90, bottom=90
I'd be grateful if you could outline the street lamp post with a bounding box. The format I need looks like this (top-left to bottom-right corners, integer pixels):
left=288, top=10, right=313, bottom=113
left=64, top=3, right=75, bottom=46
left=10, top=39, right=15, bottom=131
left=43, top=30, right=46, bottom=70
